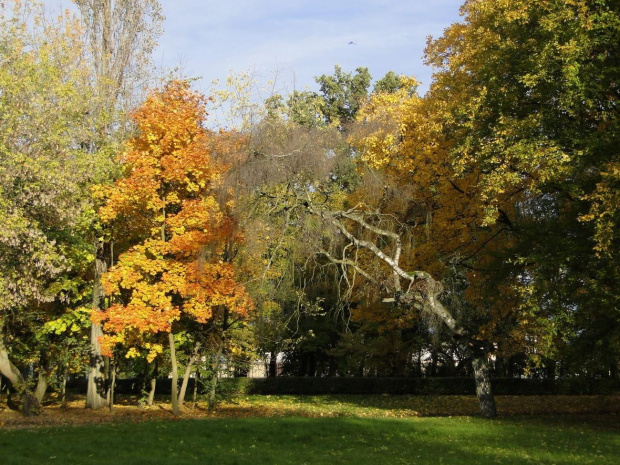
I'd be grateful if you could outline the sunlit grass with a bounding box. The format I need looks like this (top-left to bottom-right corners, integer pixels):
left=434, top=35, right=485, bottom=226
left=216, top=394, right=619, bottom=418
left=0, top=415, right=618, bottom=465
left=1, top=394, right=618, bottom=464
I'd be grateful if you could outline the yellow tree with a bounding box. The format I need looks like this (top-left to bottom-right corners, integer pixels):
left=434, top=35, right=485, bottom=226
left=349, top=75, right=525, bottom=417
left=424, top=0, right=620, bottom=377
left=94, top=80, right=252, bottom=415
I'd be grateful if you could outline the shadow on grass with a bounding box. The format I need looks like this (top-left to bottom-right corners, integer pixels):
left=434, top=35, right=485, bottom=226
left=0, top=416, right=619, bottom=465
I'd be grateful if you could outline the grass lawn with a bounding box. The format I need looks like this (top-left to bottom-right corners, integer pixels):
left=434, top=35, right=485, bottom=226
left=1, top=395, right=619, bottom=464
left=0, top=415, right=618, bottom=464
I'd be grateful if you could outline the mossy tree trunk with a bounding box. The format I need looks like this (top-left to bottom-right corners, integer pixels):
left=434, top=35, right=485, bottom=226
left=472, top=354, right=497, bottom=418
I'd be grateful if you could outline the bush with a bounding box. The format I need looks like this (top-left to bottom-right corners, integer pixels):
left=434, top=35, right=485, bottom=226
left=65, top=376, right=620, bottom=397
left=218, top=377, right=620, bottom=396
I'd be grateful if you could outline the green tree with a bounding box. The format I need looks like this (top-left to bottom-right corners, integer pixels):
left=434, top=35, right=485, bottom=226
left=425, top=0, right=620, bottom=377
left=0, top=0, right=98, bottom=416
left=315, top=65, right=372, bottom=126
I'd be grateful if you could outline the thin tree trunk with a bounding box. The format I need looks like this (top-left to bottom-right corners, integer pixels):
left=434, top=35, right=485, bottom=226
left=108, top=362, right=117, bottom=410
left=147, top=358, right=158, bottom=406
left=61, top=368, right=68, bottom=409
left=192, top=368, right=200, bottom=410
left=208, top=339, right=225, bottom=410
left=169, top=332, right=180, bottom=415
left=86, top=256, right=108, bottom=409
left=472, top=355, right=497, bottom=418
left=611, top=359, right=619, bottom=380
left=179, top=343, right=201, bottom=408
left=268, top=351, right=277, bottom=377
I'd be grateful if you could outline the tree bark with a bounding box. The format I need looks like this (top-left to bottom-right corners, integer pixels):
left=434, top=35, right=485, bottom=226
left=86, top=256, right=108, bottom=409
left=268, top=351, right=278, bottom=377
left=34, top=369, right=48, bottom=404
left=192, top=368, right=200, bottom=410
left=179, top=343, right=201, bottom=408
left=147, top=358, right=158, bottom=406
left=308, top=201, right=499, bottom=417
left=208, top=339, right=225, bottom=410
left=0, top=331, right=40, bottom=416
left=0, top=322, right=39, bottom=416
left=472, top=355, right=497, bottom=418
left=33, top=351, right=52, bottom=404
left=108, top=361, right=117, bottom=410
left=169, top=332, right=180, bottom=415
left=61, top=368, right=68, bottom=409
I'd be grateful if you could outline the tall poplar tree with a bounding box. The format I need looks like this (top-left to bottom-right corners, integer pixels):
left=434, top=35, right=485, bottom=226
left=73, top=0, right=164, bottom=410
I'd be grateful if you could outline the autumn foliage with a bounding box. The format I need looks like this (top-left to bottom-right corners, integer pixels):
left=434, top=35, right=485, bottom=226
left=94, top=80, right=252, bottom=359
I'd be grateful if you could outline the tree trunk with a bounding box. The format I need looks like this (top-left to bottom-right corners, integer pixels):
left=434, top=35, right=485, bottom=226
left=0, top=327, right=40, bottom=416
left=61, top=368, right=68, bottom=409
left=147, top=358, right=158, bottom=406
left=179, top=343, right=200, bottom=408
left=611, top=359, right=619, bottom=380
left=472, top=355, right=497, bottom=418
left=86, top=256, right=108, bottom=409
left=169, top=332, right=180, bottom=416
left=268, top=351, right=277, bottom=377
left=430, top=351, right=438, bottom=377
left=192, top=368, right=200, bottom=410
left=108, top=362, right=117, bottom=410
left=34, top=368, right=48, bottom=404
left=33, top=351, right=51, bottom=403
left=208, top=339, right=225, bottom=410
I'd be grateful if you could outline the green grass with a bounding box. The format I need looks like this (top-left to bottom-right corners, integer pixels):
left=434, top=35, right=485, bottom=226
left=215, top=393, right=619, bottom=417
left=1, top=415, right=618, bottom=465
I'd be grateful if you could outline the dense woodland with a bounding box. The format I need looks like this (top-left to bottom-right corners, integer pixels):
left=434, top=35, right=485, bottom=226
left=0, top=0, right=618, bottom=419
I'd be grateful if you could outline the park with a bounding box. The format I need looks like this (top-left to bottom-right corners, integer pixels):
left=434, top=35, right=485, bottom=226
left=0, top=0, right=619, bottom=463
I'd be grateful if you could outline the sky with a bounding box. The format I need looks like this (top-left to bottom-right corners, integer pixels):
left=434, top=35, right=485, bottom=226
left=156, top=0, right=464, bottom=95
left=50, top=0, right=464, bottom=96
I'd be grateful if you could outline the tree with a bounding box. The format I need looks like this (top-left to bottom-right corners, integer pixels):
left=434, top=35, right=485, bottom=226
left=73, top=0, right=164, bottom=410
left=74, top=0, right=164, bottom=117
left=0, top=0, right=98, bottom=416
left=95, top=80, right=252, bottom=415
left=315, top=65, right=372, bottom=126
left=345, top=74, right=512, bottom=415
left=425, top=0, right=620, bottom=378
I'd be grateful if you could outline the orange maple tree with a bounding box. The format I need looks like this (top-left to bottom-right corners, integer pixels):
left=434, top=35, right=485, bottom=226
left=93, top=80, right=252, bottom=362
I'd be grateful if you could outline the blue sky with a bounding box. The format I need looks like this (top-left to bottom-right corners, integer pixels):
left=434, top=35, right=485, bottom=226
left=156, top=0, right=464, bottom=95
left=51, top=1, right=464, bottom=95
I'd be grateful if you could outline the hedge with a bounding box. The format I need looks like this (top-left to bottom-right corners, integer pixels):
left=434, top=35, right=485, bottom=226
left=63, top=376, right=620, bottom=397
left=217, top=377, right=620, bottom=396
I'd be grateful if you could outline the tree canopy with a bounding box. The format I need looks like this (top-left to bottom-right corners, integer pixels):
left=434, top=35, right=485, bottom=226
left=0, top=0, right=618, bottom=420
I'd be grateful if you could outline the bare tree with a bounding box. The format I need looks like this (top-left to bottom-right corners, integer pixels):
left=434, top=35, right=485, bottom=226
left=75, top=0, right=163, bottom=117
left=303, top=199, right=497, bottom=417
